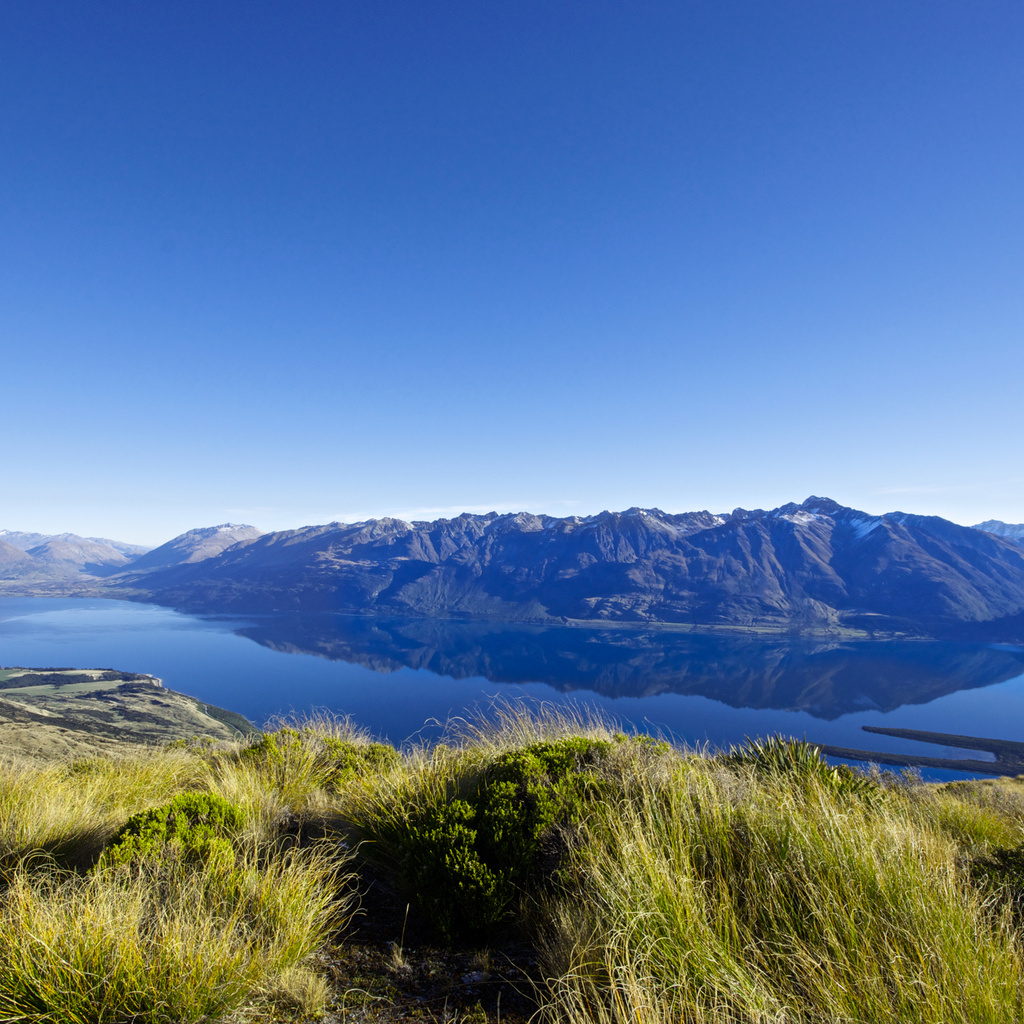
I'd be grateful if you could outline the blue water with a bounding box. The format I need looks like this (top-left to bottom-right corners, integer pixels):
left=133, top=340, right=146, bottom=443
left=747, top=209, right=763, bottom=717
left=3, top=597, right=1023, bottom=779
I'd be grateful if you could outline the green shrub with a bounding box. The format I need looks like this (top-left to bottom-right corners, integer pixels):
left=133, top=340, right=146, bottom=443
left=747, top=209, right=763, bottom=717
left=321, top=735, right=401, bottom=781
left=241, top=727, right=308, bottom=768
left=392, top=737, right=616, bottom=939
left=240, top=727, right=399, bottom=793
left=100, top=791, right=244, bottom=870
left=400, top=798, right=514, bottom=936
left=971, top=842, right=1024, bottom=926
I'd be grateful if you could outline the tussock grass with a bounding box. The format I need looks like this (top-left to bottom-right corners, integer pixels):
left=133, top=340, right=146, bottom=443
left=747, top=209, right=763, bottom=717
left=0, top=717, right=370, bottom=1023
left=1, top=701, right=1024, bottom=1022
left=0, top=846, right=344, bottom=1024
left=536, top=756, right=1024, bottom=1024
left=0, top=748, right=213, bottom=873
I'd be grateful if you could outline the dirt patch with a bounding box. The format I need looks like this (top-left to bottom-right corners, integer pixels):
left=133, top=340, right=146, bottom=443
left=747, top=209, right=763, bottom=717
left=305, top=868, right=539, bottom=1024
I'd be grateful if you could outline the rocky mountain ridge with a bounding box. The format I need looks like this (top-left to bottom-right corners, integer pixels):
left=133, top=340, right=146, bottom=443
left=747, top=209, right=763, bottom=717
left=102, top=499, right=1024, bottom=640
left=6, top=504, right=1024, bottom=639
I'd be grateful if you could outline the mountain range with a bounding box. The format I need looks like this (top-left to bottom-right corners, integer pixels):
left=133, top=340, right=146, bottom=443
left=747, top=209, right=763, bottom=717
left=4, top=501, right=1024, bottom=639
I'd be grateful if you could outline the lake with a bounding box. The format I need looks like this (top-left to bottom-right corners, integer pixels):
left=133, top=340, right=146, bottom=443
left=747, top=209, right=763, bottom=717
left=3, top=596, right=1024, bottom=779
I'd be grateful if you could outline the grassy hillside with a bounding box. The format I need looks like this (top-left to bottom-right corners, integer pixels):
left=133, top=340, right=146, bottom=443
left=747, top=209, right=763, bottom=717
left=0, top=668, right=256, bottom=763
left=1, top=707, right=1023, bottom=1022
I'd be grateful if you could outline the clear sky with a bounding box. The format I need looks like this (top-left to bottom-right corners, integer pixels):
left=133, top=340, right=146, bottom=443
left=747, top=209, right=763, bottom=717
left=2, top=1, right=1022, bottom=546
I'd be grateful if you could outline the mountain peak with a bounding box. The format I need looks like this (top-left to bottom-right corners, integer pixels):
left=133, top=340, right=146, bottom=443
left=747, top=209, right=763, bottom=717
left=799, top=496, right=846, bottom=515
left=121, top=524, right=262, bottom=573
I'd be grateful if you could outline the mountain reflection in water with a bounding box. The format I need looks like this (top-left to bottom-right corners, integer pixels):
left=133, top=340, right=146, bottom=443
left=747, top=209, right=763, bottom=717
left=233, top=615, right=1024, bottom=721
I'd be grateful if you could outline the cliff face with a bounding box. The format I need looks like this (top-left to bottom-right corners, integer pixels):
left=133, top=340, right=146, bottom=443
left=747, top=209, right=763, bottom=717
left=114, top=498, right=1024, bottom=639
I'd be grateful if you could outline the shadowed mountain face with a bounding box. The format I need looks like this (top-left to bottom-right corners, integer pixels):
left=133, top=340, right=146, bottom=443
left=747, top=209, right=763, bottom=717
left=232, top=613, right=1024, bottom=720
left=116, top=498, right=1024, bottom=640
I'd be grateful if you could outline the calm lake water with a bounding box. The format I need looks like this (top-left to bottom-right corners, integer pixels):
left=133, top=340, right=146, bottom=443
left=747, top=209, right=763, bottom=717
left=3, top=597, right=1024, bottom=779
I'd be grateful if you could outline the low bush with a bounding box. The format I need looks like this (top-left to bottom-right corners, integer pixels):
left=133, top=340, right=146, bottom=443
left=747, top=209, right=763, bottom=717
left=100, top=791, right=245, bottom=871
left=238, top=724, right=400, bottom=802
left=378, top=736, right=633, bottom=939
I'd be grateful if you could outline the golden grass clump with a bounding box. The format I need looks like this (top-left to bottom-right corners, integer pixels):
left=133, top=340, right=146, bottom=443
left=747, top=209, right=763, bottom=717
left=0, top=718, right=367, bottom=1023
left=536, top=755, right=1024, bottom=1024
left=0, top=747, right=213, bottom=874
left=0, top=844, right=346, bottom=1024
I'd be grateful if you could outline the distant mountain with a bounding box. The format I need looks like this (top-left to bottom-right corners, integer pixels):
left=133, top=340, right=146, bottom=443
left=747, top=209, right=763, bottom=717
left=26, top=536, right=140, bottom=575
left=122, top=524, right=262, bottom=574
left=0, top=530, right=149, bottom=589
left=0, top=538, right=35, bottom=569
left=0, top=531, right=52, bottom=551
left=0, top=530, right=149, bottom=558
left=0, top=524, right=261, bottom=593
left=973, top=520, right=1024, bottom=549
left=112, top=498, right=1024, bottom=640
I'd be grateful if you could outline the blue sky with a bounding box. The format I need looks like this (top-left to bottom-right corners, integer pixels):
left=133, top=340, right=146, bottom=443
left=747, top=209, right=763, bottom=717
left=3, top=1, right=1022, bottom=545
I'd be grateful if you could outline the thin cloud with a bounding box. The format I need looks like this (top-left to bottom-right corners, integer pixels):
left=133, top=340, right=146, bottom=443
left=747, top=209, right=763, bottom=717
left=875, top=476, right=1024, bottom=498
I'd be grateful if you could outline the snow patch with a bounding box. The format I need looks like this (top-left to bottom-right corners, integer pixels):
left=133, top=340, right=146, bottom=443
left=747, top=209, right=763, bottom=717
left=781, top=511, right=823, bottom=525
left=849, top=516, right=882, bottom=540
